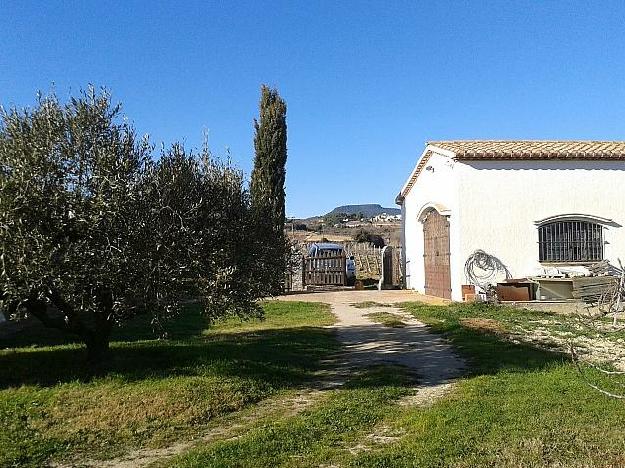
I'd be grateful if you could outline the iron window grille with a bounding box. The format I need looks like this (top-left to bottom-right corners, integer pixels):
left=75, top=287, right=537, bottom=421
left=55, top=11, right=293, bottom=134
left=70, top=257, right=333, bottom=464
left=538, top=220, right=604, bottom=263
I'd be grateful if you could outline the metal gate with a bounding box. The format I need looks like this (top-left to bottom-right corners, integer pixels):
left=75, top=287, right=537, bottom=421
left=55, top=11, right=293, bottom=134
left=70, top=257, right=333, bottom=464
left=423, top=210, right=451, bottom=299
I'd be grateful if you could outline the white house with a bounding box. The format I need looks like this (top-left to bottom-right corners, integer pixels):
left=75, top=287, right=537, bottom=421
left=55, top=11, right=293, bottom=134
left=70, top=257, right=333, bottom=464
left=396, top=141, right=625, bottom=301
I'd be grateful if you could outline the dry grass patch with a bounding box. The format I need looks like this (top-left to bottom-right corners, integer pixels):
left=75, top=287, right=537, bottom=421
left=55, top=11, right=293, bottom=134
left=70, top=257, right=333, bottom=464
left=351, top=301, right=393, bottom=309
left=34, top=376, right=263, bottom=449
left=459, top=317, right=507, bottom=335
left=366, top=312, right=406, bottom=328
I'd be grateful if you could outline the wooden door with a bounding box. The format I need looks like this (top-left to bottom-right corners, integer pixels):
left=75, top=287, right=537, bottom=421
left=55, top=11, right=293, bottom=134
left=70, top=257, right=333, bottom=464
left=423, top=210, right=451, bottom=299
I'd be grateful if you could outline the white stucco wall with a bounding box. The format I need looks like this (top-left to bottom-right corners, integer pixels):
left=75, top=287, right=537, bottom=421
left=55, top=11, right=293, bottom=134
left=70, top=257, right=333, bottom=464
left=401, top=156, right=625, bottom=301
left=456, top=160, right=625, bottom=282
left=401, top=150, right=462, bottom=299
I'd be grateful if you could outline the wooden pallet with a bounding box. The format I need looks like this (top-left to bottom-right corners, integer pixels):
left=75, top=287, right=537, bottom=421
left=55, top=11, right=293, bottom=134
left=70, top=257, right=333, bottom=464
left=571, top=276, right=618, bottom=303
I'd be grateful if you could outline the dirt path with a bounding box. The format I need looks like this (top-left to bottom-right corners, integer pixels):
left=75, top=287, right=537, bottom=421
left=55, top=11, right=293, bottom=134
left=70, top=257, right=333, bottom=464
left=60, top=290, right=464, bottom=467
left=279, top=290, right=466, bottom=398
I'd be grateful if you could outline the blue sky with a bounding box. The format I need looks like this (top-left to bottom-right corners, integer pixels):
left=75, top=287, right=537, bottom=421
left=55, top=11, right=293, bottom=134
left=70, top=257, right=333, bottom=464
left=2, top=1, right=625, bottom=217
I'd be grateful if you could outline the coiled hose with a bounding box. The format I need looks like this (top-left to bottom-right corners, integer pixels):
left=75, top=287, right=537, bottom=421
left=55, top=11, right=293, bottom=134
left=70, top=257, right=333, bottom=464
left=464, top=249, right=511, bottom=291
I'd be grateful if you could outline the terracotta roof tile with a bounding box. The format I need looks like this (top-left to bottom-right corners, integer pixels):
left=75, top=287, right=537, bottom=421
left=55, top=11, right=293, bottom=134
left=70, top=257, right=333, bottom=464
left=396, top=140, right=625, bottom=204
left=429, top=140, right=625, bottom=160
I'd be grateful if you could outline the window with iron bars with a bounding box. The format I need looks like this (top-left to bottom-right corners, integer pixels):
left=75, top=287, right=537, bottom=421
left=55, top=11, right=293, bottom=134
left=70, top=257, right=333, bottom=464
left=538, top=220, right=603, bottom=263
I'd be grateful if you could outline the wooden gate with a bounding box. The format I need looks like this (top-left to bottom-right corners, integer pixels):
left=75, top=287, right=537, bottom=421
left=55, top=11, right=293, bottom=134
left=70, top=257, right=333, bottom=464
left=423, top=210, right=451, bottom=299
left=304, top=250, right=346, bottom=286
left=381, top=246, right=401, bottom=288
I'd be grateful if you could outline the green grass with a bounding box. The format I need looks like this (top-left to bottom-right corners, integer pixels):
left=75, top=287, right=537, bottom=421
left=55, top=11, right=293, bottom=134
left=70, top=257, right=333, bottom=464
left=207, top=300, right=335, bottom=333
left=398, top=301, right=568, bottom=375
left=0, top=301, right=337, bottom=467
left=424, top=300, right=625, bottom=344
left=349, top=301, right=625, bottom=467
left=170, top=301, right=625, bottom=468
left=366, top=311, right=406, bottom=328
left=6, top=299, right=625, bottom=467
left=168, top=366, right=415, bottom=468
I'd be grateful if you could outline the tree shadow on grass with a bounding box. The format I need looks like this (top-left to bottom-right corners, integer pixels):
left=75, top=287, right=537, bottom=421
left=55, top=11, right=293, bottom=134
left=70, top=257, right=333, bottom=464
left=450, top=324, right=567, bottom=376
left=2, top=300, right=572, bottom=391
left=400, top=302, right=569, bottom=378
left=0, top=327, right=339, bottom=390
left=0, top=306, right=210, bottom=350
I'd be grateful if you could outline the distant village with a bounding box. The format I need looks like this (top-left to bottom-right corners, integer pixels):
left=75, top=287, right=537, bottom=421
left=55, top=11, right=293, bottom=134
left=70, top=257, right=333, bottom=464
left=331, top=212, right=402, bottom=228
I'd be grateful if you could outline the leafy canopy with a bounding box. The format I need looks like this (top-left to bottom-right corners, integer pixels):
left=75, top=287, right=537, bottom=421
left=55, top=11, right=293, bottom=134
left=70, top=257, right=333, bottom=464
left=0, top=89, right=262, bottom=361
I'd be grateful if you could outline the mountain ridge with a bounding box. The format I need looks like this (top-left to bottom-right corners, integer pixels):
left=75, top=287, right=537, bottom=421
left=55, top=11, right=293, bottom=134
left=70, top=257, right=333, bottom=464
left=327, top=204, right=400, bottom=217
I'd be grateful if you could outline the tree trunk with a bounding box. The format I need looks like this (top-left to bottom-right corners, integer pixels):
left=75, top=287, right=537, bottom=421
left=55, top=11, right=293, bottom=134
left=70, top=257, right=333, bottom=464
left=84, top=313, right=113, bottom=371
left=85, top=331, right=111, bottom=369
left=24, top=295, right=113, bottom=371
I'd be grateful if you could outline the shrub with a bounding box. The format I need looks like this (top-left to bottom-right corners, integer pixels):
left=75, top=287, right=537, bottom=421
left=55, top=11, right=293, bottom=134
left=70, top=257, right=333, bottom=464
left=353, top=229, right=385, bottom=247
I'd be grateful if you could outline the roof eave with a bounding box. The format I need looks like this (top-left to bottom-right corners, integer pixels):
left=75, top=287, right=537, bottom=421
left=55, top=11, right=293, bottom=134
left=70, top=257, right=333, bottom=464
left=397, top=144, right=456, bottom=201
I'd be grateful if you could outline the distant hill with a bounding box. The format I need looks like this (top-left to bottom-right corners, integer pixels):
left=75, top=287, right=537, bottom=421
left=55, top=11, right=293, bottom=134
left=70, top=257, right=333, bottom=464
left=327, top=204, right=400, bottom=218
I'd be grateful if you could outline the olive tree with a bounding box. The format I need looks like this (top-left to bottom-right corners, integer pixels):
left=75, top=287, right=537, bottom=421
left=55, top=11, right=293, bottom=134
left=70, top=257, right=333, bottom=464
left=0, top=89, right=261, bottom=366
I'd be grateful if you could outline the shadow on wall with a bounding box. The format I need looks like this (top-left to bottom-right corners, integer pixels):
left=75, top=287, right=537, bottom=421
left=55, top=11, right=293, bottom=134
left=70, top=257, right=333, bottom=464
left=464, top=160, right=625, bottom=172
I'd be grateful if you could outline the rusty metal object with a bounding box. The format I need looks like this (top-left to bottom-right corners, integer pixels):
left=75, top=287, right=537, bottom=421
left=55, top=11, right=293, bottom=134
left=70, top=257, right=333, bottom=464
left=496, top=282, right=533, bottom=302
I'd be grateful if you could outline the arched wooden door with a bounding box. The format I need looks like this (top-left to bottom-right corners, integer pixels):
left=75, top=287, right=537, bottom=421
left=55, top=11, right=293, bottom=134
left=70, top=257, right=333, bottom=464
left=423, top=210, right=451, bottom=299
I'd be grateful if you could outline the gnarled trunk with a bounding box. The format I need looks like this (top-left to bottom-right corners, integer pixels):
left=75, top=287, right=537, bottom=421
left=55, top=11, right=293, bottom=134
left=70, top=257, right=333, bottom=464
left=24, top=294, right=113, bottom=370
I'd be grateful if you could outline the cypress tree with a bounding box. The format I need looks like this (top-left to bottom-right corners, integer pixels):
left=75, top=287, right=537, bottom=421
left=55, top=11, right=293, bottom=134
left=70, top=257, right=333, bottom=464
left=250, top=85, right=288, bottom=294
